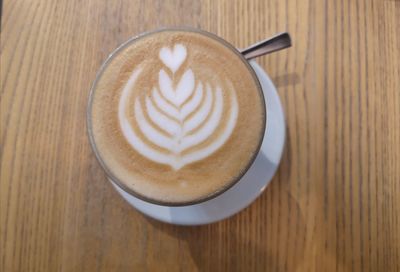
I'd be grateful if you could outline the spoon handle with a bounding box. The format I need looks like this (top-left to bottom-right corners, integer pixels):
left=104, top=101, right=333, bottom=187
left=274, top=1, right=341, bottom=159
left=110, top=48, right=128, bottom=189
left=241, top=32, right=292, bottom=60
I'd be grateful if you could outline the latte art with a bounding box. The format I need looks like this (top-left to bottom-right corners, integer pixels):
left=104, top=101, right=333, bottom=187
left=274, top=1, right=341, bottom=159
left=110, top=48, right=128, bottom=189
left=89, top=30, right=265, bottom=204
left=119, top=44, right=239, bottom=170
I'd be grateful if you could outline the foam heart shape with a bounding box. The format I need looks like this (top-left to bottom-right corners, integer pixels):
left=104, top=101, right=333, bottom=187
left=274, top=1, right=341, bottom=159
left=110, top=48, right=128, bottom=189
left=159, top=44, right=187, bottom=73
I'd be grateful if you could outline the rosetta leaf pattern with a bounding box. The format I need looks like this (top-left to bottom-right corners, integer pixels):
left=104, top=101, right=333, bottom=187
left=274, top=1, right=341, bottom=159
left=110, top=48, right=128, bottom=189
left=118, top=44, right=238, bottom=170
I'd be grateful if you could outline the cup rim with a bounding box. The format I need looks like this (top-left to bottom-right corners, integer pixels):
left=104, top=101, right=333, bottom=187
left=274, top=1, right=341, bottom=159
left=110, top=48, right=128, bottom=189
left=86, top=27, right=267, bottom=207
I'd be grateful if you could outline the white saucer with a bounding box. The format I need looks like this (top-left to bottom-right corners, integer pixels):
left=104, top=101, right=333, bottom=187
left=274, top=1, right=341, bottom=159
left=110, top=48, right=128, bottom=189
left=111, top=61, right=285, bottom=225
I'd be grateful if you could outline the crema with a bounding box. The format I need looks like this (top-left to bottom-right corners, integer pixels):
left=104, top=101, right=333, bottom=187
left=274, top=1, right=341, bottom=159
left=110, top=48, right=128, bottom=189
left=88, top=29, right=266, bottom=205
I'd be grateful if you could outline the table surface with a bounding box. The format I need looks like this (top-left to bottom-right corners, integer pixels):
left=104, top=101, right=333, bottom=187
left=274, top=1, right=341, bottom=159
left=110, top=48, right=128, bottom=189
left=1, top=0, right=400, bottom=271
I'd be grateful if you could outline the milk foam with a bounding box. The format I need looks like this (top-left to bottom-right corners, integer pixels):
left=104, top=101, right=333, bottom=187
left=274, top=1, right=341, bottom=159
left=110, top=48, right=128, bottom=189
left=118, top=44, right=239, bottom=170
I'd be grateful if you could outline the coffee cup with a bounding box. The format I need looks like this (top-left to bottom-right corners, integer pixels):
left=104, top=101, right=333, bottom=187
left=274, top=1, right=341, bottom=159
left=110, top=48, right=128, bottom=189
left=88, top=28, right=273, bottom=206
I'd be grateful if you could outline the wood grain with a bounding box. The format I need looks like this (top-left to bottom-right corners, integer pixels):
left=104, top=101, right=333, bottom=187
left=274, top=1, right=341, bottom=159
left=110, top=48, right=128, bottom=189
left=1, top=0, right=399, bottom=271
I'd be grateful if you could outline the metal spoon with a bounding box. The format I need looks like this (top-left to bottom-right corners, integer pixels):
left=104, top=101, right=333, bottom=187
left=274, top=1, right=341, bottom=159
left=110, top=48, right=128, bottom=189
left=241, top=32, right=292, bottom=60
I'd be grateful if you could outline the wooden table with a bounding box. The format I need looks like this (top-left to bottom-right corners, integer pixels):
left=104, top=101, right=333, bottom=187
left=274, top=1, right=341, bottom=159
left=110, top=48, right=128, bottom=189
left=1, top=0, right=399, bottom=271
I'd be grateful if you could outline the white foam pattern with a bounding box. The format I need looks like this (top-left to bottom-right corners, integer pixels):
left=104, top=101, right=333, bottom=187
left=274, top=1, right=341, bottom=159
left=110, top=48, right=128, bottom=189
left=118, top=44, right=238, bottom=170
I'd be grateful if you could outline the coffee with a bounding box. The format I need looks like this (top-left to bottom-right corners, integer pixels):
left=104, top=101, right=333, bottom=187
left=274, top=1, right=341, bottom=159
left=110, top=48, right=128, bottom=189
left=88, top=29, right=266, bottom=205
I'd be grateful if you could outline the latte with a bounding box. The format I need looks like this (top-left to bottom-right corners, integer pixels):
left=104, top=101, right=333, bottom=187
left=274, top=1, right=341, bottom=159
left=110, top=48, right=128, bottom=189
left=88, top=29, right=266, bottom=205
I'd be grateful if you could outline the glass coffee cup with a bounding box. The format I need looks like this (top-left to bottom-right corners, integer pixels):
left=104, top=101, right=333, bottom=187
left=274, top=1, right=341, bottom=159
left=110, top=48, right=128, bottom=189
left=87, top=28, right=289, bottom=206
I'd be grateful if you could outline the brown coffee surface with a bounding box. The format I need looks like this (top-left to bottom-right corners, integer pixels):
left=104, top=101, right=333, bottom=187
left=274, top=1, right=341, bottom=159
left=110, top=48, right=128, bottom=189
left=89, top=29, right=265, bottom=204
